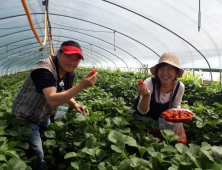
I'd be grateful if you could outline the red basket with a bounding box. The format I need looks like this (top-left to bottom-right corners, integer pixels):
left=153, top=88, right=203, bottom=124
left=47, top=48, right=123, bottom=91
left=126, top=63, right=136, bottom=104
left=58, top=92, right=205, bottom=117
left=161, top=109, right=195, bottom=123
left=162, top=114, right=195, bottom=123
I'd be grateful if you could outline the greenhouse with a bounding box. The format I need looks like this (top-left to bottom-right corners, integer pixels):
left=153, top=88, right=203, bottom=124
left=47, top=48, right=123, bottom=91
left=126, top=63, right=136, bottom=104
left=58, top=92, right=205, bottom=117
left=0, top=0, right=222, bottom=169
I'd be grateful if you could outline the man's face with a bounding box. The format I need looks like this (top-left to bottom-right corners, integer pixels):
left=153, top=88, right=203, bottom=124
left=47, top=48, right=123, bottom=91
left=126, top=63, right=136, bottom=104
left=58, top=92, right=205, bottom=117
left=57, top=50, right=81, bottom=74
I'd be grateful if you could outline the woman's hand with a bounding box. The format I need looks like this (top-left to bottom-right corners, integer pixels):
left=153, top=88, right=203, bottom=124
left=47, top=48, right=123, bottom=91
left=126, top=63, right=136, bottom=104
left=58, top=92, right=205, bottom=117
left=138, top=82, right=150, bottom=97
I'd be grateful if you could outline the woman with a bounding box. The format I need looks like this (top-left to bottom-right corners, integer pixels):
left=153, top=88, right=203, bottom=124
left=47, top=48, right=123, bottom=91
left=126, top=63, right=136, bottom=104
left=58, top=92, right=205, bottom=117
left=137, top=52, right=185, bottom=129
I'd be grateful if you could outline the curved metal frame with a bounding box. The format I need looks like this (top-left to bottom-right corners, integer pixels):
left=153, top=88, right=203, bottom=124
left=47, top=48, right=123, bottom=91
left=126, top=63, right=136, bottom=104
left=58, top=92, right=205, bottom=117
left=51, top=26, right=143, bottom=67
left=53, top=44, right=117, bottom=68
left=52, top=36, right=128, bottom=68
left=0, top=12, right=213, bottom=80
left=102, top=0, right=213, bottom=80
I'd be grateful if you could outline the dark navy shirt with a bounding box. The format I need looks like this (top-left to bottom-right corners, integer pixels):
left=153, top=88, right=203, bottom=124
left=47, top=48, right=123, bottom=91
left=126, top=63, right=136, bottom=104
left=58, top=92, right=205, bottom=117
left=31, top=56, right=75, bottom=93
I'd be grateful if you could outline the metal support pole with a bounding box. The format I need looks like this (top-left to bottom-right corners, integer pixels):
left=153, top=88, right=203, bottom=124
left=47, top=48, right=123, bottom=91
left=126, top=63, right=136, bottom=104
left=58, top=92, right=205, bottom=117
left=193, top=69, right=195, bottom=82
left=220, top=69, right=221, bottom=86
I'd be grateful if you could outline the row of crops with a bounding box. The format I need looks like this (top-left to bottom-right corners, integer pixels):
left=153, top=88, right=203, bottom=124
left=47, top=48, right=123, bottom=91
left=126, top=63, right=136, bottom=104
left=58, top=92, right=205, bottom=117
left=0, top=68, right=222, bottom=170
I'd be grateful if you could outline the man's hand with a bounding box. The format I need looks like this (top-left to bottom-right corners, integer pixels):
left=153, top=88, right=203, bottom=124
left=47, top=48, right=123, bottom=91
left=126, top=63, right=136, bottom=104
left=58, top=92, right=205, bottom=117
left=78, top=71, right=98, bottom=89
left=73, top=103, right=89, bottom=115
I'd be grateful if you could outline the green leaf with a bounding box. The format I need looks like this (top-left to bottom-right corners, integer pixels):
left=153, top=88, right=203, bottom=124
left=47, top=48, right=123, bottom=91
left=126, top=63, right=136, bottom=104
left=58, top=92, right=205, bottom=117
left=82, top=148, right=96, bottom=157
left=9, top=117, right=18, bottom=126
left=0, top=154, right=7, bottom=162
left=204, top=121, right=217, bottom=127
left=130, top=157, right=151, bottom=168
left=59, top=143, right=68, bottom=152
left=170, top=155, right=183, bottom=168
left=45, top=130, right=56, bottom=138
left=175, top=143, right=188, bottom=155
left=160, top=145, right=178, bottom=154
left=96, top=149, right=105, bottom=161
left=163, top=129, right=175, bottom=136
left=55, top=120, right=65, bottom=126
left=150, top=157, right=163, bottom=170
left=209, top=165, right=222, bottom=170
left=186, top=150, right=203, bottom=169
left=108, top=130, right=137, bottom=147
left=4, top=150, right=19, bottom=158
left=211, top=146, right=222, bottom=161
left=119, top=159, right=131, bottom=170
left=188, top=143, right=200, bottom=156
left=79, top=163, right=90, bottom=170
left=0, top=137, right=7, bottom=142
left=7, top=158, right=27, bottom=170
left=200, top=149, right=215, bottom=163
left=0, top=119, right=7, bottom=126
left=73, top=113, right=88, bottom=123
left=111, top=143, right=125, bottom=153
left=18, top=125, right=33, bottom=136
left=0, top=141, right=8, bottom=153
left=0, top=126, right=7, bottom=136
left=99, top=127, right=106, bottom=135
left=71, top=157, right=83, bottom=169
left=98, top=162, right=106, bottom=170
left=5, top=129, right=19, bottom=136
left=64, top=152, right=77, bottom=159
left=196, top=120, right=205, bottom=128
left=15, top=141, right=29, bottom=150
left=44, top=155, right=55, bottom=164
left=84, top=125, right=95, bottom=135
left=44, top=139, right=56, bottom=147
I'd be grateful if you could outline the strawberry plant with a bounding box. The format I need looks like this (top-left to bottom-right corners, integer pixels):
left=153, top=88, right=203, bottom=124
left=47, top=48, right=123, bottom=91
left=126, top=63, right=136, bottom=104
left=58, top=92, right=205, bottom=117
left=1, top=69, right=222, bottom=169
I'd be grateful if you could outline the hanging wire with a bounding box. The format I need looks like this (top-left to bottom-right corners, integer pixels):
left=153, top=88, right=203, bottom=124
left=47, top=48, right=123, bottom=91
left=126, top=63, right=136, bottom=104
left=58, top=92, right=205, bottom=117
left=90, top=44, right=92, bottom=55
left=114, top=31, right=116, bottom=51
left=0, top=49, right=38, bottom=58
left=6, top=45, right=9, bottom=60
left=198, top=0, right=201, bottom=31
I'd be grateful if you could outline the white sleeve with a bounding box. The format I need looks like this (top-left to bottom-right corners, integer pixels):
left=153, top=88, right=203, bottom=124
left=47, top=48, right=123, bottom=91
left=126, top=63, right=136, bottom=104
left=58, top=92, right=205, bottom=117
left=137, top=77, right=153, bottom=114
left=171, top=81, right=185, bottom=108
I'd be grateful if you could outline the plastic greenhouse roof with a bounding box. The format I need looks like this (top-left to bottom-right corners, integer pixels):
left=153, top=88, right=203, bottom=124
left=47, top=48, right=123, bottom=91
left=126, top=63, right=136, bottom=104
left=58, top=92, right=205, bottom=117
left=0, top=0, right=222, bottom=73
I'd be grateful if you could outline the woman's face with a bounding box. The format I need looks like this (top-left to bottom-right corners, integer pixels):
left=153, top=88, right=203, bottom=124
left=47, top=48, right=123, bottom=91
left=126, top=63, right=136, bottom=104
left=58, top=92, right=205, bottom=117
left=157, top=64, right=177, bottom=85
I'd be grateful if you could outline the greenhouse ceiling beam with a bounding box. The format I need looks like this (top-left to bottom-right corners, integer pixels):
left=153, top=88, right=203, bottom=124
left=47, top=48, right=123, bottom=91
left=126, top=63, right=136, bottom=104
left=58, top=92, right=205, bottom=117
left=0, top=41, right=49, bottom=72
left=83, top=49, right=109, bottom=68
left=2, top=40, right=117, bottom=69
left=0, top=42, right=39, bottom=58
left=53, top=44, right=117, bottom=68
left=2, top=49, right=46, bottom=72
left=13, top=52, right=90, bottom=71
left=0, top=42, right=47, bottom=70
left=4, top=49, right=100, bottom=72
left=52, top=37, right=129, bottom=68
left=9, top=52, right=93, bottom=72
left=17, top=56, right=94, bottom=71
left=82, top=47, right=117, bottom=68
left=2, top=45, right=96, bottom=71
left=30, top=13, right=160, bottom=58
left=102, top=0, right=213, bottom=81
left=0, top=14, right=159, bottom=62
left=0, top=30, right=123, bottom=68
left=51, top=27, right=143, bottom=67
left=0, top=37, right=111, bottom=71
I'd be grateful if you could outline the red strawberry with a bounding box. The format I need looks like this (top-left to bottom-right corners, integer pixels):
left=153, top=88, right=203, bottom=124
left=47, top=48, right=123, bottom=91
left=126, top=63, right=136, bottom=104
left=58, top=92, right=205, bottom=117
left=91, top=69, right=96, bottom=75
left=138, top=79, right=143, bottom=85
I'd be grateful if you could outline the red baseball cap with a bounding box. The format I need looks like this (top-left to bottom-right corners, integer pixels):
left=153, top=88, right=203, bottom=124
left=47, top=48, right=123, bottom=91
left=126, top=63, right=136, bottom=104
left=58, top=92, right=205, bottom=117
left=61, top=46, right=84, bottom=60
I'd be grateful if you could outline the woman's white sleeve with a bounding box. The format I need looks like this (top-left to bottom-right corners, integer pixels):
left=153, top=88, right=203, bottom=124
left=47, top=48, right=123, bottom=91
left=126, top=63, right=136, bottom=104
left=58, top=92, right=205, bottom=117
left=137, top=78, right=153, bottom=114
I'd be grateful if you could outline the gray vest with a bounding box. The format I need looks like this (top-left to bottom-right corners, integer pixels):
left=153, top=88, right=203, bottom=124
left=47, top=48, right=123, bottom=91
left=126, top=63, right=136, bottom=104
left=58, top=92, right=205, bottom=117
left=12, top=56, right=58, bottom=124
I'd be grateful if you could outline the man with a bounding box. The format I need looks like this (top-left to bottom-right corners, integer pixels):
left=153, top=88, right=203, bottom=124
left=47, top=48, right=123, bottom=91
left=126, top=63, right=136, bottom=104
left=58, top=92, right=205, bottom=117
left=12, top=40, right=97, bottom=169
